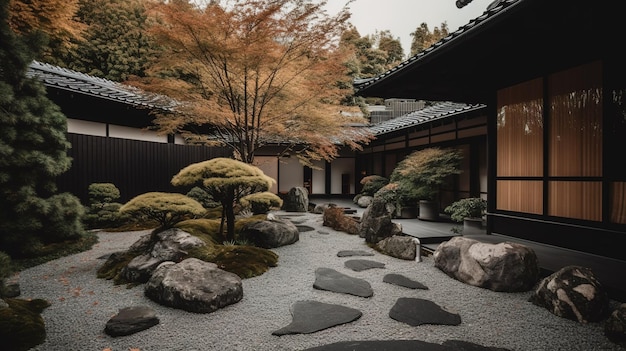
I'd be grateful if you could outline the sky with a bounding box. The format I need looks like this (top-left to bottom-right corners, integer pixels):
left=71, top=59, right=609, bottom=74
left=324, top=0, right=495, bottom=58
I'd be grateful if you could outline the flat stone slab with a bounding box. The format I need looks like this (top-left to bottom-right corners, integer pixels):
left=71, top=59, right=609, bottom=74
left=389, top=297, right=461, bottom=326
left=383, top=273, right=428, bottom=290
left=104, top=306, right=159, bottom=337
left=337, top=250, right=375, bottom=257
left=313, top=268, right=373, bottom=298
left=302, top=340, right=510, bottom=351
left=296, top=225, right=316, bottom=232
left=272, top=300, right=362, bottom=336
left=344, top=259, right=385, bottom=272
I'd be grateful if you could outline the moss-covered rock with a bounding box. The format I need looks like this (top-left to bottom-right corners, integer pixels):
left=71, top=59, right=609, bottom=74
left=0, top=298, right=50, bottom=351
left=211, top=245, right=278, bottom=278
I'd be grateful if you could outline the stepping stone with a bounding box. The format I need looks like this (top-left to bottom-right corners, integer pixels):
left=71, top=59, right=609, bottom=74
left=272, top=300, right=362, bottom=336
left=389, top=297, right=461, bottom=326
left=301, top=340, right=509, bottom=351
left=337, top=250, right=375, bottom=257
left=344, top=259, right=385, bottom=272
left=296, top=225, right=315, bottom=232
left=302, top=339, right=450, bottom=350
left=104, top=306, right=159, bottom=337
left=443, top=340, right=513, bottom=350
left=313, top=268, right=373, bottom=297
left=383, top=273, right=428, bottom=290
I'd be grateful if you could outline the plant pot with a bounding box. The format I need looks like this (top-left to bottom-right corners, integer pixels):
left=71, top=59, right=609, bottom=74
left=398, top=206, right=418, bottom=219
left=418, top=200, right=440, bottom=221
left=463, top=217, right=485, bottom=235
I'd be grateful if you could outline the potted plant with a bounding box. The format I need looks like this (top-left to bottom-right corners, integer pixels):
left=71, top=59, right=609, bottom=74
left=444, top=197, right=487, bottom=235
left=390, top=147, right=462, bottom=221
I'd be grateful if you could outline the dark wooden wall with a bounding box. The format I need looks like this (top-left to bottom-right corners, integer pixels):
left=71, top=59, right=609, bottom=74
left=57, top=133, right=231, bottom=204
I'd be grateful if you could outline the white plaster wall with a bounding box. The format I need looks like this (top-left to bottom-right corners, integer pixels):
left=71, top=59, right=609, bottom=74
left=311, top=160, right=326, bottom=195
left=174, top=134, right=186, bottom=145
left=254, top=156, right=279, bottom=194
left=109, top=125, right=167, bottom=143
left=67, top=119, right=106, bottom=136
left=331, top=158, right=355, bottom=195
left=278, top=157, right=304, bottom=193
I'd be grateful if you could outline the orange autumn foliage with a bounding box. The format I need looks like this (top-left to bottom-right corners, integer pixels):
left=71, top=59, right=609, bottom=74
left=132, top=0, right=373, bottom=165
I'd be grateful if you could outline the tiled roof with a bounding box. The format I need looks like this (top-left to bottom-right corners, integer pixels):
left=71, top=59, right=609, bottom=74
left=368, top=102, right=486, bottom=136
left=27, top=61, right=177, bottom=111
left=354, top=0, right=519, bottom=93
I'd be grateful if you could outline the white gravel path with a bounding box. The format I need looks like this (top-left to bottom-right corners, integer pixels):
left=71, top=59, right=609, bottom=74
left=16, top=211, right=625, bottom=351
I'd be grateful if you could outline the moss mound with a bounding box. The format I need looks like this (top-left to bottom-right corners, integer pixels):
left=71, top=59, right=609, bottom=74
left=175, top=219, right=222, bottom=244
left=211, top=245, right=278, bottom=278
left=0, top=298, right=50, bottom=351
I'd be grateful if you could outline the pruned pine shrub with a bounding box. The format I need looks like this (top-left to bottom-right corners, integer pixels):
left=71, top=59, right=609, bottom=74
left=239, top=192, right=283, bottom=214
left=119, top=192, right=206, bottom=229
left=84, top=183, right=128, bottom=229
left=186, top=186, right=220, bottom=208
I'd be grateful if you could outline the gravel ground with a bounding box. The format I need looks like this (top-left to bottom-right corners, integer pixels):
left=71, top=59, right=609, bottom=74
left=17, top=210, right=625, bottom=351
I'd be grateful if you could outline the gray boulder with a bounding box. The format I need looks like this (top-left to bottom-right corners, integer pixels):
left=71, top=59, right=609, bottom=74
left=104, top=306, right=159, bottom=337
left=356, top=195, right=373, bottom=208
left=376, top=235, right=419, bottom=260
left=145, top=258, right=243, bottom=313
left=282, top=186, right=309, bottom=212
left=529, top=265, right=609, bottom=323
left=239, top=218, right=299, bottom=248
left=433, top=236, right=539, bottom=292
left=312, top=202, right=336, bottom=214
left=121, top=228, right=206, bottom=283
left=358, top=197, right=402, bottom=243
left=605, top=303, right=626, bottom=345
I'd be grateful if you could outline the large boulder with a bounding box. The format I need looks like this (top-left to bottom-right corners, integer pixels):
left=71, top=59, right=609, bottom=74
left=358, top=197, right=402, bottom=243
left=376, top=235, right=419, bottom=260
left=529, top=265, right=609, bottom=323
left=323, top=206, right=359, bottom=234
left=239, top=218, right=299, bottom=248
left=121, top=228, right=206, bottom=283
left=145, top=258, right=243, bottom=313
left=356, top=195, right=373, bottom=208
left=433, top=236, right=539, bottom=292
left=282, top=186, right=309, bottom=212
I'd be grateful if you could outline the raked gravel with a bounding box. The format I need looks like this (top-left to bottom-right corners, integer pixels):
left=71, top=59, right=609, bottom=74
left=17, top=210, right=625, bottom=351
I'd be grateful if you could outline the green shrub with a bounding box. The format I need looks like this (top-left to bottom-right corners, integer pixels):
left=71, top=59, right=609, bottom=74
left=186, top=186, right=220, bottom=208
left=239, top=192, right=282, bottom=214
left=40, top=193, right=85, bottom=244
left=359, top=175, right=389, bottom=196
left=88, top=183, right=120, bottom=204
left=444, top=197, right=487, bottom=222
left=120, top=192, right=207, bottom=229
left=84, top=183, right=129, bottom=229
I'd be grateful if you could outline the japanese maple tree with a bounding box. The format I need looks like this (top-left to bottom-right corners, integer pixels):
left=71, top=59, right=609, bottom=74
left=133, top=0, right=373, bottom=165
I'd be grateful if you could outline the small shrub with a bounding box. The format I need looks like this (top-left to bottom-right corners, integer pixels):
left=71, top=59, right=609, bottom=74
left=120, top=192, right=207, bottom=229
left=444, top=197, right=487, bottom=222
left=88, top=183, right=120, bottom=204
left=0, top=251, right=12, bottom=282
left=84, top=183, right=131, bottom=229
left=239, top=192, right=283, bottom=214
left=360, top=175, right=389, bottom=196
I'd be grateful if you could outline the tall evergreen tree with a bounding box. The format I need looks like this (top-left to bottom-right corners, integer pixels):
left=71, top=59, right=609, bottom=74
left=60, top=0, right=160, bottom=81
left=0, top=0, right=86, bottom=257
left=410, top=22, right=449, bottom=56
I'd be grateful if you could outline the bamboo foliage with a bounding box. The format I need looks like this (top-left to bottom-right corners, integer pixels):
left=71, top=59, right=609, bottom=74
left=132, top=0, right=372, bottom=165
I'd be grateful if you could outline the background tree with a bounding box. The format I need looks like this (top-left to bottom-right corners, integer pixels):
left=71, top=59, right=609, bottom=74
left=134, top=0, right=372, bottom=165
left=410, top=22, right=449, bottom=56
left=59, top=0, right=161, bottom=81
left=171, top=158, right=275, bottom=241
left=7, top=0, right=84, bottom=63
left=0, top=0, right=86, bottom=257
